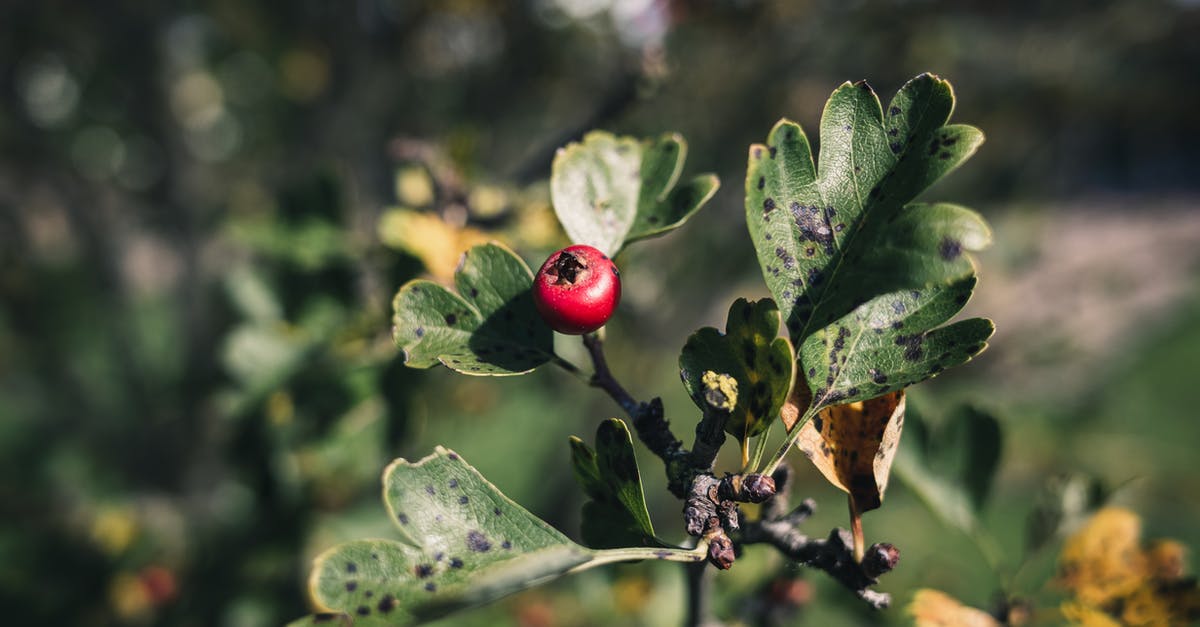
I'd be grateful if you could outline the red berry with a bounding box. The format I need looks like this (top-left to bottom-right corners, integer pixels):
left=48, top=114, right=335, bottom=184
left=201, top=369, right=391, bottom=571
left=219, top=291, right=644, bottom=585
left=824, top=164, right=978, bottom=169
left=532, top=245, right=621, bottom=335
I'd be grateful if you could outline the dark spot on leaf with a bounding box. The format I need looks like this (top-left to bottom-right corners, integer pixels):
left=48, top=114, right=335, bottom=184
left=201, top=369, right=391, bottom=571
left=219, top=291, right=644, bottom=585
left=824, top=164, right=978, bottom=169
left=763, top=198, right=776, bottom=213
left=448, top=452, right=459, bottom=460
left=415, top=326, right=424, bottom=338
left=869, top=368, right=888, bottom=384
left=929, top=364, right=943, bottom=375
left=764, top=233, right=772, bottom=240
left=398, top=513, right=409, bottom=524
left=892, top=300, right=906, bottom=314
left=449, top=479, right=458, bottom=489
left=891, top=321, right=903, bottom=330
left=939, top=151, right=952, bottom=160
left=807, top=268, right=823, bottom=286
left=754, top=147, right=762, bottom=159
left=467, top=530, right=491, bottom=552
left=847, top=387, right=859, bottom=397
left=493, top=507, right=502, bottom=516
left=415, top=564, right=434, bottom=578
left=450, top=557, right=464, bottom=568
left=814, top=416, right=824, bottom=432
left=425, top=485, right=436, bottom=495
left=425, top=582, right=436, bottom=592
left=313, top=613, right=340, bottom=623
left=889, top=106, right=902, bottom=115
left=346, top=581, right=357, bottom=591
left=774, top=247, right=795, bottom=270
left=805, top=247, right=815, bottom=257
left=458, top=495, right=469, bottom=505
left=769, top=146, right=777, bottom=158
left=939, top=237, right=963, bottom=260
left=890, top=142, right=902, bottom=154
left=502, top=540, right=512, bottom=549
left=888, top=128, right=899, bottom=137
left=378, top=595, right=397, bottom=613
left=444, top=313, right=457, bottom=326
left=808, top=367, right=816, bottom=378
left=469, top=288, right=478, bottom=298
left=782, top=290, right=792, bottom=301
left=357, top=606, right=370, bottom=616
left=346, top=562, right=358, bottom=574
left=757, top=176, right=765, bottom=190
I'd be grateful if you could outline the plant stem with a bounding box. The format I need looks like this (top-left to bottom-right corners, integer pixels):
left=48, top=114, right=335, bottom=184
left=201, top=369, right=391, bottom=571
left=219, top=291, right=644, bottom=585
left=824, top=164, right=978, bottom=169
left=685, top=560, right=713, bottom=627
left=849, top=496, right=865, bottom=563
left=759, top=405, right=818, bottom=476
left=582, top=332, right=639, bottom=416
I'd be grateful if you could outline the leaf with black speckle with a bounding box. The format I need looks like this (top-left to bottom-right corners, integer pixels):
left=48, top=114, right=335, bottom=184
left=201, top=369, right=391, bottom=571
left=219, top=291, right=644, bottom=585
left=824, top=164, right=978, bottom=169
left=290, top=448, right=705, bottom=626
left=552, top=132, right=718, bottom=256
left=678, top=298, right=795, bottom=441
left=745, top=74, right=990, bottom=349
left=799, top=275, right=993, bottom=410
left=392, top=242, right=553, bottom=376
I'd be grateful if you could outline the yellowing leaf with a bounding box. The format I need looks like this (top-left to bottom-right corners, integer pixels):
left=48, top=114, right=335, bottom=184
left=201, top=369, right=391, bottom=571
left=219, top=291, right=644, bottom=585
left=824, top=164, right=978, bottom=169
left=794, top=391, right=905, bottom=513
left=908, top=589, right=1000, bottom=627
left=1060, top=601, right=1123, bottom=627
left=1057, top=507, right=1147, bottom=607
left=379, top=209, right=491, bottom=283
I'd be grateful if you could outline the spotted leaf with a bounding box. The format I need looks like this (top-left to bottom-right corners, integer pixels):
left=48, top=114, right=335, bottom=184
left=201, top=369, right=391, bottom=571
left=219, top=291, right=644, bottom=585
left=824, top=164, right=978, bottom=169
left=569, top=419, right=659, bottom=549
left=799, top=275, right=993, bottom=410
left=679, top=298, right=795, bottom=441
left=552, top=131, right=718, bottom=256
left=794, top=391, right=905, bottom=513
left=291, top=447, right=704, bottom=626
left=392, top=242, right=553, bottom=375
left=745, top=73, right=989, bottom=349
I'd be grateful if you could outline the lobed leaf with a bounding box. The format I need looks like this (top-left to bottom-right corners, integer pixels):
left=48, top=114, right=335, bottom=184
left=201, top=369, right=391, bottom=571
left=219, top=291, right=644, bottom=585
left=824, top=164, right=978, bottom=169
left=798, top=275, right=993, bottom=410
left=391, top=242, right=553, bottom=376
left=292, top=448, right=705, bottom=626
left=552, top=131, right=718, bottom=256
left=744, top=73, right=988, bottom=348
left=679, top=298, right=795, bottom=441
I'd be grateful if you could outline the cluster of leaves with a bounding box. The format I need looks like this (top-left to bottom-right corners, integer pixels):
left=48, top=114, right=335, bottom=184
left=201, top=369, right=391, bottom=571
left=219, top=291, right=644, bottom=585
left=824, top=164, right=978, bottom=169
left=293, top=73, right=995, bottom=624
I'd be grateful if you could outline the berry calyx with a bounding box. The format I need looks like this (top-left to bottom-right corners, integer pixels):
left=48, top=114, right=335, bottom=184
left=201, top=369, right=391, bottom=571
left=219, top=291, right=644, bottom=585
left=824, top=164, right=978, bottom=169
left=532, top=244, right=621, bottom=335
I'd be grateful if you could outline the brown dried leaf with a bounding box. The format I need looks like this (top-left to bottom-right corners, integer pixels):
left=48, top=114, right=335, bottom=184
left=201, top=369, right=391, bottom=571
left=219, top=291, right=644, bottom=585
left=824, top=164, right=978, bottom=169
left=795, top=391, right=905, bottom=512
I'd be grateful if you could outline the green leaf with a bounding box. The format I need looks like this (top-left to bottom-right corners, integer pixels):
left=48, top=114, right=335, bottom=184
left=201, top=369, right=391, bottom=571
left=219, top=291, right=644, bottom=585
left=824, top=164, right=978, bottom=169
left=1024, top=473, right=1111, bottom=555
left=799, top=275, right=993, bottom=410
left=954, top=406, right=1003, bottom=512
left=569, top=419, right=658, bottom=548
left=391, top=242, right=553, bottom=376
left=679, top=298, right=795, bottom=440
left=744, top=73, right=989, bottom=347
left=552, top=131, right=719, bottom=256
left=292, top=447, right=705, bottom=626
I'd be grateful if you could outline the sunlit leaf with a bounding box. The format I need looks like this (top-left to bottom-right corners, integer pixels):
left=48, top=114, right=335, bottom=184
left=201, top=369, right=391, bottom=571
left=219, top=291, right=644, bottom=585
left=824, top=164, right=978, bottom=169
left=908, top=588, right=1000, bottom=627
left=290, top=448, right=704, bottom=626
left=798, top=275, right=993, bottom=409
left=569, top=419, right=659, bottom=548
left=552, top=131, right=718, bottom=256
left=679, top=298, right=795, bottom=441
left=793, top=391, right=904, bottom=513
left=378, top=209, right=491, bottom=283
left=745, top=73, right=989, bottom=348
left=392, top=242, right=553, bottom=376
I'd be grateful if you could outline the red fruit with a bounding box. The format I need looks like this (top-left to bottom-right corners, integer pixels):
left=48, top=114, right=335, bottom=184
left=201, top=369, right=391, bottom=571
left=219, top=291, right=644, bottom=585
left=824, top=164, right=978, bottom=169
left=532, top=245, right=621, bottom=335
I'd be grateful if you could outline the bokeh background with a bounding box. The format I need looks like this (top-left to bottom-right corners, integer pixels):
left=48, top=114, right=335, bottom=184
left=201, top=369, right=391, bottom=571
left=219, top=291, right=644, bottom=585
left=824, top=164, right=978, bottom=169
left=2, top=0, right=1199, bottom=625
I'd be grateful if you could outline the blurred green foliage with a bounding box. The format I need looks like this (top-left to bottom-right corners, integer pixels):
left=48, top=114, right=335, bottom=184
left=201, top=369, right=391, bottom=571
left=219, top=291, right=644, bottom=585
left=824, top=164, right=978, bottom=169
left=2, top=0, right=1198, bottom=625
